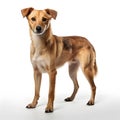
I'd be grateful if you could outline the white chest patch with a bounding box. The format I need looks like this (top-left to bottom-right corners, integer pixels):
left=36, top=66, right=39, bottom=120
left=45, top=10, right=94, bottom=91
left=32, top=51, right=50, bottom=73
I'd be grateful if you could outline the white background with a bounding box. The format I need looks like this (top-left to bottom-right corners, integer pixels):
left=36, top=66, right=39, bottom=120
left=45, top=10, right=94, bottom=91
left=0, top=0, right=120, bottom=120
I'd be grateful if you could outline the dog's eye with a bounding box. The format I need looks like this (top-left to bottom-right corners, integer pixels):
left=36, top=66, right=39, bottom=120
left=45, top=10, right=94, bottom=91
left=31, top=17, right=36, bottom=21
left=42, top=17, right=47, bottom=22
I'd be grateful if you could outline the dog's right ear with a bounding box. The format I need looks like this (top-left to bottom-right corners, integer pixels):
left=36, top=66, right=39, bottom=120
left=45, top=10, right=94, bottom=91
left=21, top=7, right=34, bottom=18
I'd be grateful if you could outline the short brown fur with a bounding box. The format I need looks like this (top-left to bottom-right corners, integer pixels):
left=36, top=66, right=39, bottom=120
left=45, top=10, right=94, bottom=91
left=21, top=7, right=98, bottom=113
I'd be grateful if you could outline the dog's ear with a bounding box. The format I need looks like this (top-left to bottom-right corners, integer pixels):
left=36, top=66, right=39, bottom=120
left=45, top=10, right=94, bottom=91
left=21, top=7, right=34, bottom=18
left=45, top=9, right=57, bottom=19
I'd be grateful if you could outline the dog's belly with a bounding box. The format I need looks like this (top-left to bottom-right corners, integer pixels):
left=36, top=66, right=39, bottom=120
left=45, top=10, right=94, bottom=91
left=32, top=54, right=50, bottom=73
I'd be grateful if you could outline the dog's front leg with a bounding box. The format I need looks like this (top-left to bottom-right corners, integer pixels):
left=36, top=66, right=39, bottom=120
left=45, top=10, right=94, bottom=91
left=26, top=68, right=42, bottom=108
left=45, top=69, right=57, bottom=113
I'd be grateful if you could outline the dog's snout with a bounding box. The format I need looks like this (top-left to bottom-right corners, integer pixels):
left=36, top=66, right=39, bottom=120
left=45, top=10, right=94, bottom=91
left=36, top=26, right=42, bottom=32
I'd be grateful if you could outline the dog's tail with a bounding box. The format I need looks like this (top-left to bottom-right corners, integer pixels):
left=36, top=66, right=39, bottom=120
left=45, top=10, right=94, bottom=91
left=93, top=60, right=98, bottom=76
left=91, top=47, right=98, bottom=76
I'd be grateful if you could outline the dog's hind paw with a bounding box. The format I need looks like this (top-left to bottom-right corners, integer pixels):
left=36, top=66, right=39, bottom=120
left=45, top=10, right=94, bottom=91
left=64, top=97, right=73, bottom=102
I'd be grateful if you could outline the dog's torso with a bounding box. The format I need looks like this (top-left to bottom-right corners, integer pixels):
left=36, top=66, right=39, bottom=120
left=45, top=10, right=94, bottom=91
left=30, top=33, right=95, bottom=73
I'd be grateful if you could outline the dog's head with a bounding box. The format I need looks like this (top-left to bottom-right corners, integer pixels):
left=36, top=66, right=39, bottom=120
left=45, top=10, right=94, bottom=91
left=21, top=7, right=57, bottom=35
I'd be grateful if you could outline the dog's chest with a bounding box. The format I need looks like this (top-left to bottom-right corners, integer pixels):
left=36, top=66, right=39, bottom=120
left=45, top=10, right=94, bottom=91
left=31, top=50, right=50, bottom=73
left=31, top=35, right=50, bottom=73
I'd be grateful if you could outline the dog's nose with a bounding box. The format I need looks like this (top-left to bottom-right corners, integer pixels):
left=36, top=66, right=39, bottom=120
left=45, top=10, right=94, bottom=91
left=36, top=26, right=42, bottom=32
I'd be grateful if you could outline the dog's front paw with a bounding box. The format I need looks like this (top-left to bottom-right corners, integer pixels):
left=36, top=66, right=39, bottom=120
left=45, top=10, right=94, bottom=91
left=45, top=106, right=53, bottom=113
left=64, top=97, right=73, bottom=102
left=87, top=100, right=94, bottom=105
left=26, top=103, right=36, bottom=109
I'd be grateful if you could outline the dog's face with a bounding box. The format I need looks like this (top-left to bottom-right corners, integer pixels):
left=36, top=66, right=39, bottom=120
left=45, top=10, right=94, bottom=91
left=21, top=7, right=57, bottom=35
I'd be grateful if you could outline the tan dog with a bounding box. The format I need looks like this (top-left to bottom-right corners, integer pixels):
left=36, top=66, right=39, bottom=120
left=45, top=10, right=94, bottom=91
left=21, top=7, right=97, bottom=113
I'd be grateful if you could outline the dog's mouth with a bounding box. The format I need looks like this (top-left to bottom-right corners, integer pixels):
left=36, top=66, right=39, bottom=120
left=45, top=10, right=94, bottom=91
left=33, top=30, right=45, bottom=35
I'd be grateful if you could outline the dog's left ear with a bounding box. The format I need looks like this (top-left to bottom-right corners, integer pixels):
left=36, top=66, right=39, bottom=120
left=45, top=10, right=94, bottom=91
left=45, top=9, right=57, bottom=19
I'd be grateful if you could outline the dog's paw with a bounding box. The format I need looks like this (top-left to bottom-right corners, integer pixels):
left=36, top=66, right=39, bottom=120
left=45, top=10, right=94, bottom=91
left=26, top=103, right=36, bottom=109
left=64, top=97, right=73, bottom=102
left=45, top=106, right=53, bottom=113
left=87, top=100, right=94, bottom=105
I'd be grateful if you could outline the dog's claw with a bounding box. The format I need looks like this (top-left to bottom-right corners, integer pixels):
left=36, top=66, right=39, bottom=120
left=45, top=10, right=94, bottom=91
left=45, top=109, right=53, bottom=113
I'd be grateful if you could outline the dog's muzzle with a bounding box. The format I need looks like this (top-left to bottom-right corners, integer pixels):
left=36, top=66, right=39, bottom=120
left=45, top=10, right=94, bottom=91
left=33, top=25, right=49, bottom=35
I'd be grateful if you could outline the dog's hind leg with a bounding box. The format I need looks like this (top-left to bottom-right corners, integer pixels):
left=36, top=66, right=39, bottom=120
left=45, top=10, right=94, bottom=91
left=78, top=49, right=96, bottom=105
left=83, top=65, right=96, bottom=105
left=65, top=60, right=79, bottom=102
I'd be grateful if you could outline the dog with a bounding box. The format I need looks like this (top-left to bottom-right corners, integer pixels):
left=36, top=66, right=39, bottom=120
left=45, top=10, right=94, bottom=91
left=21, top=7, right=97, bottom=113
